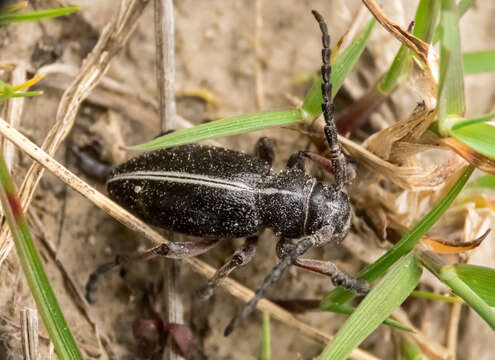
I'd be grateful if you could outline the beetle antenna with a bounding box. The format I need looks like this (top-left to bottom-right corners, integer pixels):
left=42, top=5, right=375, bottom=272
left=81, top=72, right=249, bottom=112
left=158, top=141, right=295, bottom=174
left=311, top=10, right=350, bottom=187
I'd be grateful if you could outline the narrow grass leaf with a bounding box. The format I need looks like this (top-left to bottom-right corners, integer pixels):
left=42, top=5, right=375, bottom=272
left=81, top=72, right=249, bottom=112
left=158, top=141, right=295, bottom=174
left=320, top=253, right=422, bottom=360
left=463, top=50, right=495, bottom=75
left=126, top=110, right=302, bottom=151
left=401, top=339, right=429, bottom=360
left=457, top=0, right=476, bottom=17
left=418, top=251, right=495, bottom=330
left=0, top=5, right=78, bottom=23
left=321, top=303, right=412, bottom=331
left=0, top=155, right=83, bottom=359
left=440, top=266, right=495, bottom=330
left=261, top=313, right=271, bottom=360
left=381, top=0, right=440, bottom=94
left=358, top=165, right=474, bottom=282
left=449, top=122, right=495, bottom=159
left=451, top=112, right=495, bottom=130
left=410, top=290, right=461, bottom=303
left=413, top=0, right=441, bottom=43
left=465, top=174, right=495, bottom=191
left=455, top=264, right=495, bottom=307
left=301, top=19, right=375, bottom=120
left=437, top=0, right=465, bottom=135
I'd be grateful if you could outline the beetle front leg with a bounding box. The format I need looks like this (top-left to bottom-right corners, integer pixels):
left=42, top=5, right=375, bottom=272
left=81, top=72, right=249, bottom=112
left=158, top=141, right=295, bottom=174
left=85, top=238, right=220, bottom=302
left=224, top=234, right=318, bottom=336
left=277, top=238, right=367, bottom=294
left=198, top=236, right=258, bottom=300
left=276, top=238, right=367, bottom=295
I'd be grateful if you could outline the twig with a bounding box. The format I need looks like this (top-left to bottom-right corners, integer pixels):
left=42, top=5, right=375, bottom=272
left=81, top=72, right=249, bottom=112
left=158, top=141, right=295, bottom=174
left=0, top=0, right=152, bottom=265
left=20, top=308, right=39, bottom=360
left=446, top=302, right=461, bottom=359
left=0, top=116, right=380, bottom=360
left=154, top=0, right=177, bottom=132
left=4, top=61, right=26, bottom=173
left=253, top=0, right=264, bottom=110
left=154, top=0, right=183, bottom=359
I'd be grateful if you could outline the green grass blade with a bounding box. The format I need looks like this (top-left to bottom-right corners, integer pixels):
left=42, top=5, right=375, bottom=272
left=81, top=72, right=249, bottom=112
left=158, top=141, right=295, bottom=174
left=410, top=290, right=461, bottom=303
left=449, top=122, right=495, bottom=159
left=0, top=155, right=83, bottom=359
left=126, top=110, right=302, bottom=151
left=261, top=313, right=271, bottom=360
left=451, top=112, right=495, bottom=130
left=465, top=174, right=495, bottom=190
left=0, top=5, right=78, bottom=23
left=301, top=18, right=375, bottom=120
left=463, top=50, right=495, bottom=75
left=440, top=266, right=495, bottom=330
left=437, top=0, right=466, bottom=135
left=418, top=251, right=495, bottom=330
left=378, top=0, right=439, bottom=94
left=401, top=339, right=429, bottom=360
left=321, top=303, right=412, bottom=332
left=455, top=264, right=495, bottom=307
left=457, top=0, right=476, bottom=17
left=0, top=90, right=43, bottom=101
left=358, top=165, right=474, bottom=282
left=413, top=0, right=441, bottom=43
left=320, top=253, right=422, bottom=360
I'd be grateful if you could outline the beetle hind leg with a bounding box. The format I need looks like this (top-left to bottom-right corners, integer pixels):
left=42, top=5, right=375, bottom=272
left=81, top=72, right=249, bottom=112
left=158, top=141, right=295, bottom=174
left=198, top=236, right=258, bottom=301
left=85, top=237, right=220, bottom=302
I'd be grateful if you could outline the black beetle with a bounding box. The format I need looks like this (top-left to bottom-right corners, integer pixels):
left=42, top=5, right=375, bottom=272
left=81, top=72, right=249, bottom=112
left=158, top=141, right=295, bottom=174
left=85, top=10, right=367, bottom=336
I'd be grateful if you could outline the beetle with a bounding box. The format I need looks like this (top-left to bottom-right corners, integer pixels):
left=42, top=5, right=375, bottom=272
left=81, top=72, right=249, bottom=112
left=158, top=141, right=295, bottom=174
left=85, top=10, right=367, bottom=336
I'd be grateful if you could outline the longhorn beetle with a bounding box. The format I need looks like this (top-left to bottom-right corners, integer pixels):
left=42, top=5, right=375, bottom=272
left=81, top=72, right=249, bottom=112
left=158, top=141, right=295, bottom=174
left=85, top=10, right=367, bottom=336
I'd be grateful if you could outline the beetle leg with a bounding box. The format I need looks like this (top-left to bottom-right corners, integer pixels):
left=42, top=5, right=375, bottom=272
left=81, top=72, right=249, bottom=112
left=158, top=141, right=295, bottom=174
left=276, top=238, right=367, bottom=294
left=71, top=144, right=112, bottom=182
left=224, top=234, right=317, bottom=336
left=85, top=238, right=220, bottom=302
left=254, top=137, right=275, bottom=166
left=296, top=258, right=368, bottom=294
left=286, top=151, right=307, bottom=171
left=198, top=236, right=258, bottom=300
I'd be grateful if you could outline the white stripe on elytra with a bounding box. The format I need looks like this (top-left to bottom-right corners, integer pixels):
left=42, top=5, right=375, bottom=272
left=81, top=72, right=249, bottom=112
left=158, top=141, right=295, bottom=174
left=107, top=170, right=303, bottom=197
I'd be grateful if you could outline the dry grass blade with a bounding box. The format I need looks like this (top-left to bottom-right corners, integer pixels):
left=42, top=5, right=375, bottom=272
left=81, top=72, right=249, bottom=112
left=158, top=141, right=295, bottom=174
left=20, top=308, right=38, bottom=360
left=441, top=138, right=495, bottom=175
left=363, top=104, right=436, bottom=160
left=0, top=0, right=152, bottom=265
left=0, top=117, right=380, bottom=360
left=340, top=135, right=464, bottom=190
left=362, top=0, right=429, bottom=63
left=4, top=61, right=26, bottom=173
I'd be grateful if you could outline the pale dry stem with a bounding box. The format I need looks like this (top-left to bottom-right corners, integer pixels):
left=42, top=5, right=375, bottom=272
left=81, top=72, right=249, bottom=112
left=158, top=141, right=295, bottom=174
left=253, top=0, right=264, bottom=110
left=20, top=308, right=38, bottom=360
